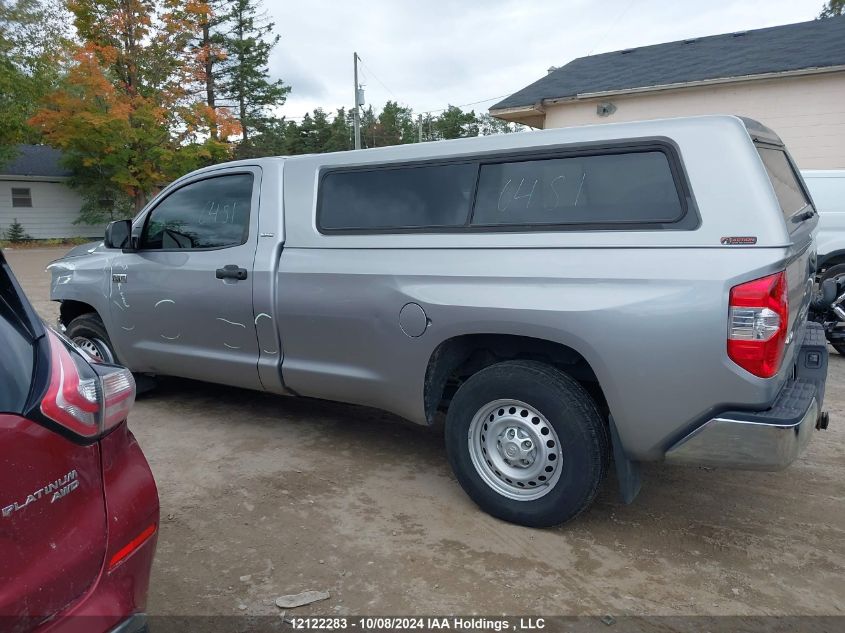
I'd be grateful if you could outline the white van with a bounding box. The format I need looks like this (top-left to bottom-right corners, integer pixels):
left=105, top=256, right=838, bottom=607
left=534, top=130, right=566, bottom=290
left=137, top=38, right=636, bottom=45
left=803, top=170, right=845, bottom=280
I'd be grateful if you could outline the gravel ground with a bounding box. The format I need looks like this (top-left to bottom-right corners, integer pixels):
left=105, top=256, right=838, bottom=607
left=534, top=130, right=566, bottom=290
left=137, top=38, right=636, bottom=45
left=6, top=247, right=845, bottom=617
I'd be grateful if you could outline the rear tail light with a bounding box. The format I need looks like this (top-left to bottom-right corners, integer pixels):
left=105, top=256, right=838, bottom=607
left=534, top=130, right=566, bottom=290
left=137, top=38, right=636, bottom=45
left=40, top=329, right=136, bottom=441
left=727, top=271, right=789, bottom=378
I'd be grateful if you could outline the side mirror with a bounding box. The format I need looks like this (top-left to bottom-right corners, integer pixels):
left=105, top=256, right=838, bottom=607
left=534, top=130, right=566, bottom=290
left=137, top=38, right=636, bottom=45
left=104, top=220, right=133, bottom=250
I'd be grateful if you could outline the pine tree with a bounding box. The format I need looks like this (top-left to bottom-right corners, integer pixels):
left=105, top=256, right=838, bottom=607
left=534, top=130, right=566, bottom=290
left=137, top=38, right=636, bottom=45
left=360, top=105, right=378, bottom=148
left=191, top=0, right=233, bottom=140
left=819, top=0, right=845, bottom=17
left=216, top=0, right=290, bottom=147
left=5, top=218, right=30, bottom=242
left=325, top=108, right=351, bottom=152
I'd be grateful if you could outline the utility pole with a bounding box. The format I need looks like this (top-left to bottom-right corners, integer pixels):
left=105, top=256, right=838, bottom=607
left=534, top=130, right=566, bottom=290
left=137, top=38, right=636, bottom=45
left=418, top=114, right=423, bottom=143
left=353, top=52, right=362, bottom=150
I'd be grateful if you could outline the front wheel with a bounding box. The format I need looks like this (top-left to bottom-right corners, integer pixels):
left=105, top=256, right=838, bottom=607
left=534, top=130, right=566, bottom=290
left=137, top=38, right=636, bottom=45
left=66, top=313, right=118, bottom=364
left=65, top=313, right=157, bottom=394
left=445, top=360, right=610, bottom=528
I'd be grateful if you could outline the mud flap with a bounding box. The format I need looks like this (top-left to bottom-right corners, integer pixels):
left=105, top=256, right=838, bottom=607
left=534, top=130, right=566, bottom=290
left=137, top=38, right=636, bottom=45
left=610, top=415, right=641, bottom=504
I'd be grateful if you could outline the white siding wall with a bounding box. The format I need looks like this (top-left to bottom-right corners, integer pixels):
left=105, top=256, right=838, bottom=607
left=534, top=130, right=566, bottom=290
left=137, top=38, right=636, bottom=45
left=542, top=72, right=845, bottom=169
left=0, top=179, right=104, bottom=239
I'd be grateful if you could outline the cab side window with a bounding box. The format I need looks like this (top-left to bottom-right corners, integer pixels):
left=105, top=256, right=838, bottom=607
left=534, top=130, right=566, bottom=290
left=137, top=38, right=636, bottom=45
left=141, top=173, right=253, bottom=250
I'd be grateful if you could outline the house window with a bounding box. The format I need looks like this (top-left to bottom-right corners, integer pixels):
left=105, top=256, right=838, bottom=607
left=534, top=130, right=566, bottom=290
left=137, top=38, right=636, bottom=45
left=11, top=188, right=32, bottom=208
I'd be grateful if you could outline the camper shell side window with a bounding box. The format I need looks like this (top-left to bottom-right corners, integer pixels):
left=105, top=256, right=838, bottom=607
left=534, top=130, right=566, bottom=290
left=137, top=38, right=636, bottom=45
left=316, top=140, right=698, bottom=234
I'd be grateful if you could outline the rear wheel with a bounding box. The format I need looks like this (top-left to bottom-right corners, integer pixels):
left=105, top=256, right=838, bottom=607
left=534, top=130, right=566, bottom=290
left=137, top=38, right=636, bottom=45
left=445, top=360, right=609, bottom=527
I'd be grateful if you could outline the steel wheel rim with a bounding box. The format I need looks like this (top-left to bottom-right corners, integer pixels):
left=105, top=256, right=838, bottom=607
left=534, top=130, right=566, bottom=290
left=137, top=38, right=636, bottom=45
left=467, top=398, right=563, bottom=500
left=72, top=336, right=114, bottom=364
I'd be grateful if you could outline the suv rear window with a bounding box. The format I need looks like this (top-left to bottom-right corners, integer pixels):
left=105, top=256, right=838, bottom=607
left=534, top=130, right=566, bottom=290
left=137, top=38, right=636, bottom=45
left=0, top=257, right=36, bottom=413
left=756, top=147, right=810, bottom=219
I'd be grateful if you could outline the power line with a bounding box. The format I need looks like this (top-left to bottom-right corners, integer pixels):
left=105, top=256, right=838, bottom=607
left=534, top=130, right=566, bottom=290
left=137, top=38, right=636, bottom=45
left=418, top=93, right=514, bottom=116
left=356, top=52, right=514, bottom=115
left=586, top=0, right=638, bottom=56
left=357, top=56, right=402, bottom=103
left=280, top=90, right=514, bottom=122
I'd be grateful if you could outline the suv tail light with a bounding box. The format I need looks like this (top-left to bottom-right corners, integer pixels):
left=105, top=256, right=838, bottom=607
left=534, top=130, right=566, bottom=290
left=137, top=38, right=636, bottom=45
left=40, top=329, right=136, bottom=441
left=728, top=271, right=789, bottom=378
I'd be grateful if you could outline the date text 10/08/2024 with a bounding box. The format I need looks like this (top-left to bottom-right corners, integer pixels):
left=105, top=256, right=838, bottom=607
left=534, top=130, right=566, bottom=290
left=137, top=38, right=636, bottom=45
left=290, top=617, right=548, bottom=631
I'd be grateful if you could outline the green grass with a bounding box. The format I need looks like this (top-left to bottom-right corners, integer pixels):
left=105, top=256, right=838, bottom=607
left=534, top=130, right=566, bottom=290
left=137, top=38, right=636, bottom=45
left=0, top=237, right=96, bottom=249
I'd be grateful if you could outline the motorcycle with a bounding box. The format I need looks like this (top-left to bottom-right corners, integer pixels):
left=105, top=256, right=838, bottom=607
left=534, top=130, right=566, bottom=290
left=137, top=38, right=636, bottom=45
left=810, top=264, right=845, bottom=355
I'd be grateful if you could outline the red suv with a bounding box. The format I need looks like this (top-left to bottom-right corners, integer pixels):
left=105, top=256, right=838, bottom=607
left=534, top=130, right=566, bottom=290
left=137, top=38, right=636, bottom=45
left=0, top=250, right=158, bottom=633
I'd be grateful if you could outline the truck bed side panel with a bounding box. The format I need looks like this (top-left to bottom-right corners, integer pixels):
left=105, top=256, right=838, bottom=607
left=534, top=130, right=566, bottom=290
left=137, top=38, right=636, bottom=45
left=276, top=245, right=797, bottom=460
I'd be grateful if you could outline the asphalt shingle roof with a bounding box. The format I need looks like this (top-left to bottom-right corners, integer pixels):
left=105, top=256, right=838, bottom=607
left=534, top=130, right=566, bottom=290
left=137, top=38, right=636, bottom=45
left=492, top=16, right=845, bottom=111
left=0, top=145, right=71, bottom=178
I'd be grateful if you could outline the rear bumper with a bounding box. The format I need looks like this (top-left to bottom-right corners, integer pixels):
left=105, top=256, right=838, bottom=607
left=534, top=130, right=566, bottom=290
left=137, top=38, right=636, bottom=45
left=665, top=393, right=819, bottom=470
left=665, top=322, right=829, bottom=470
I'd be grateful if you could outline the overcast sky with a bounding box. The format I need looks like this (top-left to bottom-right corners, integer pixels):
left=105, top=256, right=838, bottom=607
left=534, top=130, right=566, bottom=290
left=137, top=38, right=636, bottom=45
left=266, top=0, right=821, bottom=120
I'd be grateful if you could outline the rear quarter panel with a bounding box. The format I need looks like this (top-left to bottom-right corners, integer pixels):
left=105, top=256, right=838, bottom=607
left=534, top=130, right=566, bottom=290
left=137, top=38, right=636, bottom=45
left=277, top=245, right=802, bottom=460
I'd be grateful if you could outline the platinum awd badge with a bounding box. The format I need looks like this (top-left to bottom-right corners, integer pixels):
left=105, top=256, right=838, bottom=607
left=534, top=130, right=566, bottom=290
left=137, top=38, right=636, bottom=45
left=2, top=470, right=79, bottom=518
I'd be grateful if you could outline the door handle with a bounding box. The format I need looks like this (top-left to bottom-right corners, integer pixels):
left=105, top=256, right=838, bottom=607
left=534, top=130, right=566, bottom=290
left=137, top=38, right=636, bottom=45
left=216, top=265, right=248, bottom=281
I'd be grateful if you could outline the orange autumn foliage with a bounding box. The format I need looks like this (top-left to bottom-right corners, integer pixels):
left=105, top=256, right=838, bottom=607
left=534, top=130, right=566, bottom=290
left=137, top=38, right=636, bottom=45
left=30, top=0, right=236, bottom=215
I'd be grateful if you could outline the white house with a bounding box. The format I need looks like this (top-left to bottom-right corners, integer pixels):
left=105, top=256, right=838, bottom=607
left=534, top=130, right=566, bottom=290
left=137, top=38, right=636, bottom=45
left=490, top=16, right=845, bottom=169
left=0, top=145, right=104, bottom=239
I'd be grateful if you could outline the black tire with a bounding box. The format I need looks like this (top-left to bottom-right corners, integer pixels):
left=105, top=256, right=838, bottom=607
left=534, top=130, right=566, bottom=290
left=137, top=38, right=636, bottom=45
left=820, top=262, right=845, bottom=285
left=820, top=265, right=845, bottom=355
left=65, top=313, right=118, bottom=364
left=65, top=313, right=157, bottom=394
left=444, top=360, right=609, bottom=528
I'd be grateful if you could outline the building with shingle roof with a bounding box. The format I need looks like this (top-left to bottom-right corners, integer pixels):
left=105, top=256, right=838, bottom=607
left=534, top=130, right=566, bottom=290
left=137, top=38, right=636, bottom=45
left=491, top=16, right=845, bottom=168
left=1, top=145, right=102, bottom=239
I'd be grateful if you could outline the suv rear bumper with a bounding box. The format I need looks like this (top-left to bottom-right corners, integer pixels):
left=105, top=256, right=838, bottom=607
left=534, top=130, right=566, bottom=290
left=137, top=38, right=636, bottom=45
left=108, top=614, right=147, bottom=633
left=665, top=322, right=828, bottom=470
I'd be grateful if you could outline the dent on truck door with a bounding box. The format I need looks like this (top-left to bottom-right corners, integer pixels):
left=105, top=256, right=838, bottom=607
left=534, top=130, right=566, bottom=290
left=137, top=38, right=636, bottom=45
left=109, top=169, right=263, bottom=389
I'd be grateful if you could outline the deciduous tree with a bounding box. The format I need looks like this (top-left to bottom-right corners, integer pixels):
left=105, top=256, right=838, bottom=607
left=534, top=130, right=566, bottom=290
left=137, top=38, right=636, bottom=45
left=368, top=100, right=415, bottom=146
left=0, top=0, right=70, bottom=164
left=434, top=105, right=479, bottom=139
left=31, top=0, right=235, bottom=222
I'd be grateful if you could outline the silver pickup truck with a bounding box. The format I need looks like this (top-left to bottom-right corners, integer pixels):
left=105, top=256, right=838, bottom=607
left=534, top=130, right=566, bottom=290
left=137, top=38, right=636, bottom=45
left=49, top=115, right=829, bottom=527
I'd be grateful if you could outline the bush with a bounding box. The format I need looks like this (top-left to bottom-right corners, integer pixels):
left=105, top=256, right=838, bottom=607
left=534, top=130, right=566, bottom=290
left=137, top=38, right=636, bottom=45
left=5, top=218, right=31, bottom=243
